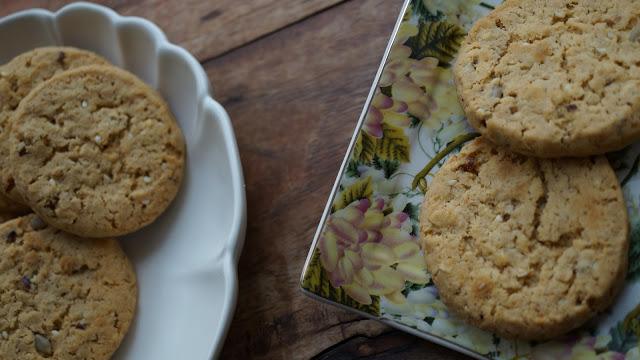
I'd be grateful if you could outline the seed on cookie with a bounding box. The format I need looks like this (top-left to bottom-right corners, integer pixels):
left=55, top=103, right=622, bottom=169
left=20, top=275, right=31, bottom=290
left=5, top=230, right=16, bottom=243
left=34, top=334, right=52, bottom=356
left=30, top=216, right=47, bottom=231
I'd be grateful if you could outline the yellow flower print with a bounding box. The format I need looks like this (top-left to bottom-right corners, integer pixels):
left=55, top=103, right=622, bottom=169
left=319, top=198, right=429, bottom=305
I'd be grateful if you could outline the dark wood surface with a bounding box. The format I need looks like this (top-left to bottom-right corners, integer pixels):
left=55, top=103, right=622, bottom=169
left=0, top=1, right=470, bottom=359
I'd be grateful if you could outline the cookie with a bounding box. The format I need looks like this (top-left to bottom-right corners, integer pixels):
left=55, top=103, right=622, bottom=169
left=420, top=137, right=628, bottom=340
left=0, top=215, right=136, bottom=359
left=454, top=0, right=640, bottom=157
left=0, top=47, right=109, bottom=209
left=9, top=65, right=185, bottom=238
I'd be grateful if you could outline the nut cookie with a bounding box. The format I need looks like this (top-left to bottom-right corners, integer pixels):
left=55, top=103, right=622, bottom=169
left=0, top=47, right=109, bottom=209
left=0, top=215, right=137, bottom=359
left=9, top=65, right=185, bottom=238
left=420, top=137, right=628, bottom=339
left=454, top=0, right=640, bottom=157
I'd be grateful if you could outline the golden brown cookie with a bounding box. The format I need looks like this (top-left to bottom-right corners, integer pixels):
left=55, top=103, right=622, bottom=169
left=9, top=65, right=185, bottom=238
left=0, top=215, right=137, bottom=359
left=454, top=0, right=640, bottom=157
left=420, top=137, right=628, bottom=340
left=0, top=47, right=109, bottom=210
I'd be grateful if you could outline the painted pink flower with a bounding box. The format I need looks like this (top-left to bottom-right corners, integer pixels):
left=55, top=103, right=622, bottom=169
left=319, top=198, right=429, bottom=305
left=364, top=92, right=412, bottom=138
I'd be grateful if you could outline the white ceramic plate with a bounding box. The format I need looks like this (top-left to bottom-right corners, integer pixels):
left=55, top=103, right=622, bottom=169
left=0, top=3, right=246, bottom=359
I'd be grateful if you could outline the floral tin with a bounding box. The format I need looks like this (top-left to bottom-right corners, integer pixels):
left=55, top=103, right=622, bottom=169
left=300, top=0, right=640, bottom=359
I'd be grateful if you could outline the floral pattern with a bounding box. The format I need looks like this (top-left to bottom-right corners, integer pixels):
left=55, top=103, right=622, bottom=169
left=319, top=197, right=428, bottom=305
left=302, top=0, right=640, bottom=358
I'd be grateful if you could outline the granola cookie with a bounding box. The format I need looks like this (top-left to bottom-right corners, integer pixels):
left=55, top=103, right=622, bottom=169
left=0, top=215, right=137, bottom=359
left=9, top=65, right=185, bottom=238
left=0, top=47, right=109, bottom=209
left=420, top=137, right=628, bottom=339
left=454, top=0, right=640, bottom=157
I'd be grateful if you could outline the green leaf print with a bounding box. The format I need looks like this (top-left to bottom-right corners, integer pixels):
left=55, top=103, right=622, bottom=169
left=410, top=0, right=445, bottom=21
left=376, top=124, right=411, bottom=163
left=630, top=222, right=640, bottom=280
left=401, top=281, right=429, bottom=297
left=380, top=85, right=392, bottom=98
left=332, top=177, right=373, bottom=212
left=346, top=160, right=361, bottom=178
left=405, top=21, right=466, bottom=66
left=609, top=304, right=640, bottom=353
left=402, top=203, right=420, bottom=222
left=372, top=156, right=400, bottom=179
left=412, top=133, right=480, bottom=190
left=622, top=154, right=640, bottom=187
left=610, top=321, right=639, bottom=354
left=301, top=249, right=380, bottom=315
left=354, top=131, right=377, bottom=164
left=409, top=114, right=421, bottom=128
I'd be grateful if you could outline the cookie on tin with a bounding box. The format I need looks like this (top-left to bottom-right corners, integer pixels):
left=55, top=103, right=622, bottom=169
left=420, top=137, right=628, bottom=339
left=454, top=0, right=640, bottom=157
left=0, top=215, right=137, bottom=359
left=9, top=65, right=185, bottom=238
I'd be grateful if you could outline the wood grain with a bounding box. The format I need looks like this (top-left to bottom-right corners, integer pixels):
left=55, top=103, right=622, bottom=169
left=313, top=331, right=469, bottom=360
left=205, top=0, right=468, bottom=358
left=0, top=0, right=346, bottom=61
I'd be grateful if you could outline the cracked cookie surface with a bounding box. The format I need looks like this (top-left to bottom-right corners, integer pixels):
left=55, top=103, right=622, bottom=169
left=0, top=47, right=109, bottom=211
left=420, top=137, right=628, bottom=340
left=9, top=65, right=185, bottom=238
left=454, top=0, right=640, bottom=157
left=0, top=215, right=136, bottom=359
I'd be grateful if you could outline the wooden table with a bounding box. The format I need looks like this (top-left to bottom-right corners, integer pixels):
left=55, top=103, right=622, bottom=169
left=1, top=1, right=470, bottom=359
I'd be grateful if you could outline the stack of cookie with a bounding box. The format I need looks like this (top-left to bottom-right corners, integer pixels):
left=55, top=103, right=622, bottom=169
left=420, top=0, right=637, bottom=340
left=0, top=47, right=185, bottom=358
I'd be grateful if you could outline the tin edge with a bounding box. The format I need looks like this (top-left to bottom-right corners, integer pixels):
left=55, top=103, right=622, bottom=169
left=299, top=0, right=412, bottom=285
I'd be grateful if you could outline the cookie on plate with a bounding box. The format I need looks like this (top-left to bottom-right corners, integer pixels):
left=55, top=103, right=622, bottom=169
left=420, top=137, right=628, bottom=340
left=9, top=65, right=185, bottom=238
left=454, top=0, right=640, bottom=157
left=0, top=215, right=136, bottom=359
left=0, top=47, right=109, bottom=209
